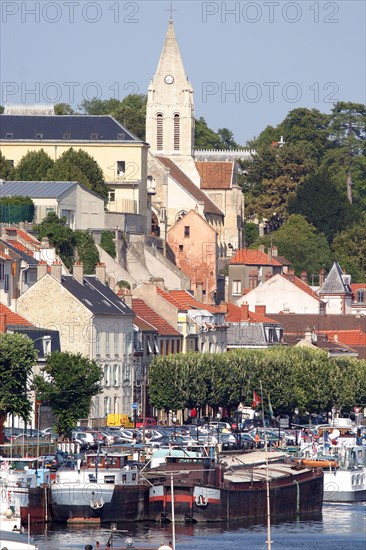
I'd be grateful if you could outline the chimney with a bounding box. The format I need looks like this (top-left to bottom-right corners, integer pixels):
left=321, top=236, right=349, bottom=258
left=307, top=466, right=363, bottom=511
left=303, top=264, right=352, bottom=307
left=319, top=269, right=325, bottom=287
left=287, top=270, right=295, bottom=283
left=241, top=302, right=250, bottom=321
left=304, top=327, right=312, bottom=343
left=259, top=245, right=265, bottom=253
left=265, top=272, right=272, bottom=281
left=0, top=312, right=6, bottom=333
left=271, top=246, right=278, bottom=257
left=73, top=262, right=84, bottom=284
left=300, top=271, right=308, bottom=283
left=267, top=248, right=272, bottom=263
left=50, top=260, right=62, bottom=283
left=255, top=305, right=266, bottom=316
left=122, top=290, right=132, bottom=309
left=40, top=237, right=50, bottom=249
left=196, top=281, right=203, bottom=303
left=334, top=334, right=338, bottom=343
left=37, top=260, right=48, bottom=281
left=95, top=262, right=106, bottom=284
left=249, top=271, right=258, bottom=290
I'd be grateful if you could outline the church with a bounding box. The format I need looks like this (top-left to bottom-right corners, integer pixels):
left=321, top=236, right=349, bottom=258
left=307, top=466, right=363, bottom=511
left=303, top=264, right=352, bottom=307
left=145, top=17, right=246, bottom=302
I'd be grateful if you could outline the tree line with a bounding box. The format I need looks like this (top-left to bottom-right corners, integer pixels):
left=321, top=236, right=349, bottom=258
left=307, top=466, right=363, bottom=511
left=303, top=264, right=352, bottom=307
left=148, top=347, right=366, bottom=419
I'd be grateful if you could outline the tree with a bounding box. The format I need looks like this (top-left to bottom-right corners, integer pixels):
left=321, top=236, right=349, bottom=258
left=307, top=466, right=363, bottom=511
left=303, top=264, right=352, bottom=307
left=259, top=215, right=332, bottom=278
left=332, top=216, right=366, bottom=282
left=217, top=128, right=239, bottom=149
left=0, top=105, right=4, bottom=114
left=54, top=103, right=76, bottom=115
left=0, top=151, right=15, bottom=180
left=47, top=148, right=107, bottom=200
left=14, top=149, right=54, bottom=181
left=288, top=169, right=356, bottom=242
left=0, top=334, right=38, bottom=443
left=33, top=352, right=103, bottom=437
left=74, top=230, right=100, bottom=273
left=0, top=196, right=35, bottom=223
left=36, top=212, right=76, bottom=268
left=100, top=230, right=116, bottom=259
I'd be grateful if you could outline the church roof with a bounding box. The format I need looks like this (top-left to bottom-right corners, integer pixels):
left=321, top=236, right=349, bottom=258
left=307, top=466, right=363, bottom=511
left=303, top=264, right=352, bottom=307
left=0, top=115, right=141, bottom=142
left=195, top=161, right=234, bottom=189
left=156, top=156, right=224, bottom=216
left=318, top=262, right=352, bottom=295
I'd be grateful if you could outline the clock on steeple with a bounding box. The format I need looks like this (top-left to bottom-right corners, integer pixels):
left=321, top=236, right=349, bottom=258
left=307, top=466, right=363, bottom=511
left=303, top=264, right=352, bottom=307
left=164, top=75, right=174, bottom=84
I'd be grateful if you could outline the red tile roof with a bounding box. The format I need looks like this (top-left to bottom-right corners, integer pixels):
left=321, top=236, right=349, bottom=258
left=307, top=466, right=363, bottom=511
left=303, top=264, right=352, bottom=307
left=195, top=161, right=234, bottom=190
left=225, top=303, right=279, bottom=324
left=131, top=298, right=181, bottom=336
left=0, top=304, right=32, bottom=332
left=7, top=240, right=34, bottom=256
left=229, top=248, right=282, bottom=266
left=325, top=330, right=366, bottom=347
left=134, top=316, right=157, bottom=332
left=15, top=229, right=40, bottom=245
left=156, top=156, right=224, bottom=216
left=157, top=288, right=221, bottom=314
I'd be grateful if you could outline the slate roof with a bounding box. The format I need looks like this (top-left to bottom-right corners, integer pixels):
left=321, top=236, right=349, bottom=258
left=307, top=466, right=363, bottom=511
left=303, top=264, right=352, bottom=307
left=132, top=298, right=181, bottom=336
left=0, top=181, right=103, bottom=201
left=3, top=240, right=38, bottom=265
left=229, top=248, right=283, bottom=266
left=318, top=262, right=352, bottom=295
left=195, top=161, right=234, bottom=189
left=61, top=275, right=134, bottom=316
left=156, top=156, right=224, bottom=216
left=0, top=115, right=141, bottom=142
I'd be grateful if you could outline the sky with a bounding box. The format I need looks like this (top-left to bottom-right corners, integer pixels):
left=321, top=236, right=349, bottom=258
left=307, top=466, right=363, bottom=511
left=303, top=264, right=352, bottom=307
left=1, top=0, right=365, bottom=145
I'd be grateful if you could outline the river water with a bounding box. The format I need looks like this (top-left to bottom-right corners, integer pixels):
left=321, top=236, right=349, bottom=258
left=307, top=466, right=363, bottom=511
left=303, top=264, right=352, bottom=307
left=31, top=502, right=366, bottom=549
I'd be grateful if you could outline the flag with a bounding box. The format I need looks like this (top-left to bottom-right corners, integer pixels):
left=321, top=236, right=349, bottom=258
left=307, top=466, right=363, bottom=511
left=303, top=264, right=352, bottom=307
left=252, top=390, right=261, bottom=408
left=268, top=397, right=274, bottom=419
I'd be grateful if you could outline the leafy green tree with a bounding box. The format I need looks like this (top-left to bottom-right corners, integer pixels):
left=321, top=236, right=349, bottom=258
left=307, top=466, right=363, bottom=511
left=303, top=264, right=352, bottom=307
left=244, top=223, right=259, bottom=246
left=259, top=215, right=332, bottom=279
left=33, top=352, right=103, bottom=437
left=100, top=230, right=116, bottom=259
left=332, top=216, right=366, bottom=282
left=247, top=124, right=282, bottom=149
left=0, top=151, right=15, bottom=180
left=289, top=169, right=356, bottom=242
left=0, top=105, right=4, bottom=114
left=217, top=128, right=239, bottom=149
left=47, top=148, right=107, bottom=200
left=79, top=98, right=122, bottom=115
left=54, top=103, right=76, bottom=115
left=0, top=196, right=35, bottom=223
left=14, top=150, right=54, bottom=181
left=195, top=117, right=229, bottom=149
left=74, top=230, right=100, bottom=273
left=0, top=334, right=38, bottom=443
left=36, top=212, right=76, bottom=268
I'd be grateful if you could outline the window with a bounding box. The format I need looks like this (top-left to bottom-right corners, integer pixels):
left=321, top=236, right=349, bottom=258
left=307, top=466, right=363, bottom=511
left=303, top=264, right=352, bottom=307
left=184, top=226, right=190, bottom=238
left=356, top=289, right=365, bottom=303
left=117, top=132, right=125, bottom=140
left=176, top=340, right=180, bottom=353
left=174, top=114, right=180, bottom=150
left=117, top=161, right=125, bottom=175
left=104, top=365, right=109, bottom=386
left=95, top=328, right=100, bottom=355
left=179, top=245, right=183, bottom=252
left=232, top=280, right=242, bottom=295
left=0, top=263, right=4, bottom=281
left=156, top=113, right=163, bottom=150
left=35, top=133, right=43, bottom=139
left=63, top=133, right=71, bottom=139
left=4, top=274, right=9, bottom=291
left=91, top=133, right=98, bottom=140
left=176, top=210, right=187, bottom=222
left=5, top=133, right=13, bottom=139
left=105, top=331, right=110, bottom=355
left=108, top=189, right=116, bottom=202
left=113, top=364, right=118, bottom=385
left=114, top=332, right=119, bottom=355
left=6, top=159, right=14, bottom=167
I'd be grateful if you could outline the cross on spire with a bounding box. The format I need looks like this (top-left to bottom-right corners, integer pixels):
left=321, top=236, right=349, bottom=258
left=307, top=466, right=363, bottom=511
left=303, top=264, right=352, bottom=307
left=165, top=0, right=177, bottom=20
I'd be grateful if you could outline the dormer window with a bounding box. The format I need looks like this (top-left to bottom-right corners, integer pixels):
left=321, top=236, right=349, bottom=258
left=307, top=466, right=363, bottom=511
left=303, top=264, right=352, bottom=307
left=35, top=133, right=43, bottom=139
left=63, top=133, right=71, bottom=140
left=356, top=289, right=365, bottom=303
left=5, top=133, right=13, bottom=139
left=91, top=133, right=98, bottom=140
left=117, top=133, right=125, bottom=140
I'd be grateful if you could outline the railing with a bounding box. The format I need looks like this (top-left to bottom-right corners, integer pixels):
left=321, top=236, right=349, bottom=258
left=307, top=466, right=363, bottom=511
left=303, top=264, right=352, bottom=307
left=0, top=441, right=57, bottom=458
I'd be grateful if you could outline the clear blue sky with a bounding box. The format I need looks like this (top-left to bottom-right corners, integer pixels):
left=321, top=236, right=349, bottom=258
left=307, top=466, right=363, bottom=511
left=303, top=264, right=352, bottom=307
left=1, top=0, right=365, bottom=145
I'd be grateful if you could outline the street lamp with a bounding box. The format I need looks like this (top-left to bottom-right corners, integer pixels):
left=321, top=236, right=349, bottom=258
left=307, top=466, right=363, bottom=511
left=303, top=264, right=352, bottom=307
left=172, top=414, right=177, bottom=441
left=216, top=412, right=221, bottom=447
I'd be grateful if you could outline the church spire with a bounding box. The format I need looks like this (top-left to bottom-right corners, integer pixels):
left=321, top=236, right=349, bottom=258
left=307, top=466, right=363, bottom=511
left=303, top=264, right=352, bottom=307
left=146, top=19, right=195, bottom=157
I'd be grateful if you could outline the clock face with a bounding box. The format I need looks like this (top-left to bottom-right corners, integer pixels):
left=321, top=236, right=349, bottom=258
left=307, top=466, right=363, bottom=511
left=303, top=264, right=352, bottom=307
left=164, top=75, right=174, bottom=84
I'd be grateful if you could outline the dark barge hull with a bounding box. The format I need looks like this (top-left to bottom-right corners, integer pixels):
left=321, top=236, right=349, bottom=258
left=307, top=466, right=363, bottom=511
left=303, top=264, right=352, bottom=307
left=148, top=465, right=324, bottom=523
left=51, top=485, right=150, bottom=523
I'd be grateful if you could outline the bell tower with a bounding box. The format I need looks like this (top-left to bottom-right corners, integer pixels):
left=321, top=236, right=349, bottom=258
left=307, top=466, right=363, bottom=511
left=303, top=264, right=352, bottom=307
left=146, top=18, right=195, bottom=158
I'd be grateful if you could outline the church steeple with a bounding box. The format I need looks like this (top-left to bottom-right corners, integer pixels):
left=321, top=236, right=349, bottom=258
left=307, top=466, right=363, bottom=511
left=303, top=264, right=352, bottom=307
left=146, top=19, right=195, bottom=157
